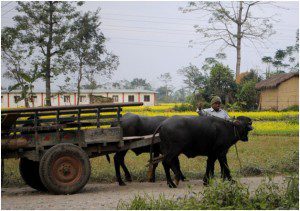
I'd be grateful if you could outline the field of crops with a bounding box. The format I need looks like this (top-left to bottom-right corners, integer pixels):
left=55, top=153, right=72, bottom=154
left=123, top=103, right=299, bottom=136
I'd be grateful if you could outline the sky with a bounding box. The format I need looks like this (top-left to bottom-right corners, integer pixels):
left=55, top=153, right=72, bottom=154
left=1, top=1, right=299, bottom=91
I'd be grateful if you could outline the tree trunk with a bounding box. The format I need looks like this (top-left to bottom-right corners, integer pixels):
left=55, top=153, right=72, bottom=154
left=77, top=60, right=83, bottom=105
left=236, top=1, right=243, bottom=79
left=45, top=1, right=53, bottom=106
left=24, top=98, right=29, bottom=108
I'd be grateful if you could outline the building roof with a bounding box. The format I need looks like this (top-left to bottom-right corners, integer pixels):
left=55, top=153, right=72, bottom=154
left=1, top=88, right=157, bottom=94
left=255, top=72, right=299, bottom=90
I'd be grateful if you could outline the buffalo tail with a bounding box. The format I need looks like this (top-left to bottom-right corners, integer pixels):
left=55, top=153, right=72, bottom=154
left=106, top=154, right=110, bottom=163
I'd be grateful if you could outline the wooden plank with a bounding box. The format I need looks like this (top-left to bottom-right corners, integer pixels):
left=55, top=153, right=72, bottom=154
left=1, top=113, right=20, bottom=130
left=83, top=127, right=122, bottom=143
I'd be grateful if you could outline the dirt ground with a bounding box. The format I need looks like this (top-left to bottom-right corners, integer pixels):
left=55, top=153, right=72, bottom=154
left=1, top=176, right=284, bottom=210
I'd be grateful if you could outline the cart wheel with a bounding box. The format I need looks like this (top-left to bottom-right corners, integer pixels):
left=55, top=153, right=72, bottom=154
left=19, top=158, right=47, bottom=191
left=39, top=143, right=91, bottom=194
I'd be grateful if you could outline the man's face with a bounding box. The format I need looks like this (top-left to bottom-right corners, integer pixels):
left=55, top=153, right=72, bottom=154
left=212, top=102, right=221, bottom=111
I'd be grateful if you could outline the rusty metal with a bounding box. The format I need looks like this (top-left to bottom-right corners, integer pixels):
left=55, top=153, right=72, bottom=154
left=1, top=137, right=28, bottom=150
left=51, top=155, right=83, bottom=186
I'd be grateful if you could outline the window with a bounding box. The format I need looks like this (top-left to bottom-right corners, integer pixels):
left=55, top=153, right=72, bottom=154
left=64, top=95, right=70, bottom=103
left=128, top=95, right=134, bottom=102
left=79, top=95, right=86, bottom=102
left=112, top=95, right=119, bottom=102
left=144, top=95, right=150, bottom=102
left=14, top=96, right=21, bottom=103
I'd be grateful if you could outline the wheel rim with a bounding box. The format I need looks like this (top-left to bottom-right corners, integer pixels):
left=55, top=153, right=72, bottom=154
left=51, top=156, right=83, bottom=186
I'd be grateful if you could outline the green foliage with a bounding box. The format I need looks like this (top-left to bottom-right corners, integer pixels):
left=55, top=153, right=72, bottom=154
left=281, top=105, right=299, bottom=112
left=12, top=1, right=83, bottom=105
left=236, top=80, right=259, bottom=110
left=173, top=103, right=194, bottom=112
left=119, top=176, right=299, bottom=209
left=205, top=63, right=237, bottom=103
left=177, top=63, right=207, bottom=93
left=62, top=10, right=119, bottom=104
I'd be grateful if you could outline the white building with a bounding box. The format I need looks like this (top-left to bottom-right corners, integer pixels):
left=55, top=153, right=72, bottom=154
left=1, top=89, right=157, bottom=108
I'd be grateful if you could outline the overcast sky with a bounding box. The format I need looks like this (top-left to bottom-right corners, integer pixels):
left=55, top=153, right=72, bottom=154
left=1, top=1, right=299, bottom=90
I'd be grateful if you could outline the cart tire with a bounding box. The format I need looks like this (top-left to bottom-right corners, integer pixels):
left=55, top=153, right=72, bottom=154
left=19, top=158, right=47, bottom=191
left=39, top=143, right=91, bottom=194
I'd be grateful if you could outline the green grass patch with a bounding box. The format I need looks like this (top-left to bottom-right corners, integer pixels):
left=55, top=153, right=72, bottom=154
left=118, top=175, right=299, bottom=210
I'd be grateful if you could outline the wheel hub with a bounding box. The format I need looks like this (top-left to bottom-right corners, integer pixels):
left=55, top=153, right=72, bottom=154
left=51, top=156, right=83, bottom=186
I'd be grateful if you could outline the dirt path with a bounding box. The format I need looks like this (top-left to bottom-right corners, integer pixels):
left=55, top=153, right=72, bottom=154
left=1, top=176, right=285, bottom=210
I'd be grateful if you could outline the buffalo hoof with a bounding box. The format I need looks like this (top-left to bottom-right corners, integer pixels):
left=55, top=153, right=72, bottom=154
left=125, top=177, right=132, bottom=182
left=118, top=181, right=127, bottom=186
left=167, top=181, right=177, bottom=188
left=203, top=179, right=209, bottom=186
left=148, top=177, right=156, bottom=183
left=181, top=175, right=187, bottom=181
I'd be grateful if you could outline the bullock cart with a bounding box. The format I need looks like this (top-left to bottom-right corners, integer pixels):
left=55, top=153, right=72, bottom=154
left=1, top=102, right=160, bottom=194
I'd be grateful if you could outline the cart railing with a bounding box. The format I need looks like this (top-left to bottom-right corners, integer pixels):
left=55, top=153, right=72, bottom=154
left=1, top=102, right=143, bottom=136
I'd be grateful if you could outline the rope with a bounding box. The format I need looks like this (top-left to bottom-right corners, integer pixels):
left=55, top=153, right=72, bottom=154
left=234, top=126, right=243, bottom=170
left=235, top=144, right=242, bottom=170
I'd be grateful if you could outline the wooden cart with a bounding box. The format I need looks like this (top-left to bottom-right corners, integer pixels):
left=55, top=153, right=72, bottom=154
left=1, top=102, right=160, bottom=194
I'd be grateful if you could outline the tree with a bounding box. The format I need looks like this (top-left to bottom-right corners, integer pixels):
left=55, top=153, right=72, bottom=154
left=13, top=1, right=83, bottom=106
left=157, top=73, right=173, bottom=98
left=173, top=88, right=187, bottom=102
left=262, top=30, right=299, bottom=76
left=236, top=80, right=259, bottom=110
left=206, top=63, right=237, bottom=103
left=181, top=2, right=275, bottom=78
left=177, top=64, right=207, bottom=94
left=63, top=10, right=119, bottom=105
left=128, top=78, right=153, bottom=90
left=1, top=27, right=41, bottom=107
left=236, top=69, right=261, bottom=110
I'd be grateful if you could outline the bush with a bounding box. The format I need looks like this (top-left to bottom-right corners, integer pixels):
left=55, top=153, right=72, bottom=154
left=119, top=176, right=299, bottom=210
left=281, top=105, right=299, bottom=111
left=173, top=103, right=194, bottom=112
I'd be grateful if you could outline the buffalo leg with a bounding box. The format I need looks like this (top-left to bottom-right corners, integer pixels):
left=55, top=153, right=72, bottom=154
left=203, top=155, right=217, bottom=186
left=149, top=151, right=159, bottom=182
left=162, top=160, right=177, bottom=188
left=218, top=155, right=232, bottom=181
left=114, top=151, right=130, bottom=186
left=119, top=151, right=132, bottom=182
left=174, top=157, right=186, bottom=181
left=169, top=158, right=182, bottom=186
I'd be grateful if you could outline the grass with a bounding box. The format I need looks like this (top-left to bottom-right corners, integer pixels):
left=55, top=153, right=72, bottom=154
left=2, top=135, right=298, bottom=188
left=118, top=175, right=299, bottom=209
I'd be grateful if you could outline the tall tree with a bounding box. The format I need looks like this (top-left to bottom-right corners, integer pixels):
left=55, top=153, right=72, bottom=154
left=181, top=2, right=275, bottom=78
left=262, top=30, right=299, bottom=76
left=206, top=63, right=237, bottom=103
left=64, top=10, right=119, bottom=105
left=1, top=27, right=41, bottom=107
left=157, top=73, right=173, bottom=98
left=129, top=78, right=153, bottom=90
left=13, top=1, right=83, bottom=106
left=177, top=63, right=206, bottom=94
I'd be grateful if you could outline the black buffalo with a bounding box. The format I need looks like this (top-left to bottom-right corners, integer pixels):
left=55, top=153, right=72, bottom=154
left=154, top=115, right=252, bottom=188
left=113, top=113, right=185, bottom=186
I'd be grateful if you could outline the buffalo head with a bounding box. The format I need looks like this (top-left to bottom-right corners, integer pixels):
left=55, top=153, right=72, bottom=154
left=234, top=116, right=253, bottom=142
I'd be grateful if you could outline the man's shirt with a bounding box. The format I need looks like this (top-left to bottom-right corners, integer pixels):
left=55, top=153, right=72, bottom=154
left=196, top=107, right=230, bottom=120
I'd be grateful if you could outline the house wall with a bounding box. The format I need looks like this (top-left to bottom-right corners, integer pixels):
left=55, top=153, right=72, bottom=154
left=277, top=76, right=299, bottom=110
left=1, top=91, right=156, bottom=108
left=260, top=88, right=278, bottom=110
left=260, top=76, right=299, bottom=110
